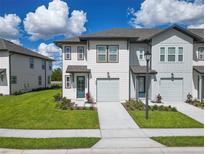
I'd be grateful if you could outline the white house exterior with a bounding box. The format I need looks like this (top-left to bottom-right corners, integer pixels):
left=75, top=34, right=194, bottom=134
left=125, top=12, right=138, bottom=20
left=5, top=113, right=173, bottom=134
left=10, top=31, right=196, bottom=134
left=0, top=39, right=53, bottom=95
left=56, top=25, right=204, bottom=103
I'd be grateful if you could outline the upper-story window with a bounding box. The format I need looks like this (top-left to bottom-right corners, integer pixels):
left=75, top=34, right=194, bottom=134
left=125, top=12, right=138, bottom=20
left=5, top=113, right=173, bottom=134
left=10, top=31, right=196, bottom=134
left=108, top=46, right=118, bottom=63
left=77, top=46, right=85, bottom=60
left=29, top=57, right=34, bottom=69
left=96, top=45, right=119, bottom=63
left=64, top=46, right=71, bottom=60
left=138, top=48, right=144, bottom=60
left=168, top=47, right=175, bottom=62
left=42, top=60, right=46, bottom=70
left=178, top=47, right=183, bottom=62
left=160, top=47, right=165, bottom=62
left=49, top=61, right=52, bottom=70
left=97, top=46, right=107, bottom=63
left=198, top=47, right=204, bottom=61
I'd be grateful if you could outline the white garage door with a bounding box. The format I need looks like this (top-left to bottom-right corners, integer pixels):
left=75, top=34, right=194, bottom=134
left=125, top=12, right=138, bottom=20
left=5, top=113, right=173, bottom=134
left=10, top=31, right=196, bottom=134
left=97, top=79, right=119, bottom=102
left=160, top=78, right=183, bottom=102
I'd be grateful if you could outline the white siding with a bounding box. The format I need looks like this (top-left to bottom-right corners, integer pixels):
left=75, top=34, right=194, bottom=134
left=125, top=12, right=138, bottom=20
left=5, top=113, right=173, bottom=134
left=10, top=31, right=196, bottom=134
left=87, top=40, right=129, bottom=102
left=0, top=51, right=10, bottom=95
left=10, top=53, right=52, bottom=94
left=151, top=29, right=193, bottom=102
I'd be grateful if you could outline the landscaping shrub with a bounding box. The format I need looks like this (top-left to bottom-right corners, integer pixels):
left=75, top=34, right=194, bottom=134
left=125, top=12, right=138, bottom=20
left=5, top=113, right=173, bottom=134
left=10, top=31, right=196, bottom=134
left=0, top=93, right=3, bottom=96
left=124, top=100, right=177, bottom=112
left=53, top=93, right=62, bottom=102
left=13, top=91, right=24, bottom=95
left=185, top=93, right=204, bottom=109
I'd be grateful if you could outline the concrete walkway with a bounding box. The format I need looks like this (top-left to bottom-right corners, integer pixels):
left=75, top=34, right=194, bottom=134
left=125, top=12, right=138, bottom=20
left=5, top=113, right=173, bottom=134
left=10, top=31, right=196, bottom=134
left=97, top=102, right=139, bottom=129
left=0, top=129, right=101, bottom=138
left=0, top=147, right=203, bottom=154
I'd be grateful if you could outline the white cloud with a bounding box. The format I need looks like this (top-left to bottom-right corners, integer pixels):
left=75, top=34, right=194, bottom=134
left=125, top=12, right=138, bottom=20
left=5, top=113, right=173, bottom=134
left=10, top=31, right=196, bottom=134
left=38, top=43, right=62, bottom=68
left=129, top=0, right=204, bottom=28
left=188, top=23, right=204, bottom=28
left=24, top=0, right=87, bottom=40
left=0, top=14, right=21, bottom=44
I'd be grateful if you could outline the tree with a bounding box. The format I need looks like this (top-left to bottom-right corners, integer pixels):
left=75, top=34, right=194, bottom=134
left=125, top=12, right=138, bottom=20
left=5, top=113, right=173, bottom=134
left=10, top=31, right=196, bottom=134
left=51, top=68, right=62, bottom=81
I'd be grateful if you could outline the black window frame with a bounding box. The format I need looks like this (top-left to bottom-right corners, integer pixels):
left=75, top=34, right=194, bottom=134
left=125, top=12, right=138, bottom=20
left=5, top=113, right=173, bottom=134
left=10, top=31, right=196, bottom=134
left=29, top=57, right=34, bottom=69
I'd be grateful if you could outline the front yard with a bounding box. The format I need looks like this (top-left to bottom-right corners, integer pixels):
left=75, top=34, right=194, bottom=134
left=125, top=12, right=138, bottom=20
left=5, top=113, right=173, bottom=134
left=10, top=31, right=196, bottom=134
left=152, top=136, right=204, bottom=147
left=0, top=137, right=100, bottom=149
left=124, top=100, right=203, bottom=128
left=0, top=89, right=99, bottom=129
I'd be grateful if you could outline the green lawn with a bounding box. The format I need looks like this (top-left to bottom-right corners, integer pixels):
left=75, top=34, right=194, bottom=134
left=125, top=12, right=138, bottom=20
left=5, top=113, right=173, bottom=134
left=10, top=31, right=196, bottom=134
left=0, top=89, right=99, bottom=129
left=152, top=136, right=204, bottom=147
left=129, top=111, right=203, bottom=128
left=0, top=137, right=100, bottom=149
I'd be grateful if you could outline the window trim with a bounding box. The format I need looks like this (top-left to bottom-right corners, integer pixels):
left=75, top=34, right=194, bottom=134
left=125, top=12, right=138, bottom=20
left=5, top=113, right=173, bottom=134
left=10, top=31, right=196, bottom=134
left=168, top=47, right=176, bottom=62
left=77, top=46, right=85, bottom=60
left=96, top=45, right=107, bottom=63
left=138, top=48, right=144, bottom=60
left=198, top=47, right=204, bottom=61
left=29, top=57, right=34, bottom=69
left=38, top=76, right=42, bottom=86
left=160, top=47, right=166, bottom=62
left=96, top=45, right=119, bottom=63
left=48, top=61, right=52, bottom=70
left=64, top=46, right=71, bottom=60
left=11, top=76, right=17, bottom=84
left=108, top=45, right=119, bottom=63
left=65, top=75, right=71, bottom=89
left=48, top=76, right=51, bottom=85
left=178, top=47, right=183, bottom=62
left=41, top=60, right=46, bottom=70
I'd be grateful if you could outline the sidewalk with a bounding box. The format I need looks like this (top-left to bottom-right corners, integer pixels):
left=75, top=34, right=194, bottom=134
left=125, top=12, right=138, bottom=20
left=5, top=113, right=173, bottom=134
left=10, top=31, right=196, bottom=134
left=0, top=147, right=203, bottom=154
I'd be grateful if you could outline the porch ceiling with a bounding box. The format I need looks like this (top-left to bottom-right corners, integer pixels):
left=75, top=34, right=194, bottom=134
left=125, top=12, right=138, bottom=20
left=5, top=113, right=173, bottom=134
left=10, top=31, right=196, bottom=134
left=130, top=65, right=157, bottom=74
left=66, top=65, right=91, bottom=73
left=193, top=66, right=204, bottom=74
left=0, top=69, right=6, bottom=75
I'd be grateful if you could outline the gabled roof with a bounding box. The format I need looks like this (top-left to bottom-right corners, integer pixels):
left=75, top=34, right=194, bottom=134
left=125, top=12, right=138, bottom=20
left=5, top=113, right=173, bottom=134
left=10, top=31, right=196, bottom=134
left=55, top=24, right=204, bottom=45
left=0, top=39, right=54, bottom=61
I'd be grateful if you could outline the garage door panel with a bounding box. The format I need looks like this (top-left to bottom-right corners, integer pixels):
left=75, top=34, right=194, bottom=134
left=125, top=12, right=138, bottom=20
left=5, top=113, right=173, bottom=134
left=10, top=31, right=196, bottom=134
left=160, top=78, right=183, bottom=102
left=97, top=79, right=119, bottom=102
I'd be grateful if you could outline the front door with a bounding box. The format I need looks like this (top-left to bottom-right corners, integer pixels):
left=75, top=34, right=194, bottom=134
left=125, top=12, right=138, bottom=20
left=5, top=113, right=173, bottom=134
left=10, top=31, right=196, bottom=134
left=138, top=76, right=145, bottom=98
left=77, top=76, right=85, bottom=98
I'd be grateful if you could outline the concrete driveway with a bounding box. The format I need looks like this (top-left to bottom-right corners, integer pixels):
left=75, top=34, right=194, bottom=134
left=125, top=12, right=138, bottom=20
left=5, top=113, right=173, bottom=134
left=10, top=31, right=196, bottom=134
left=97, top=102, right=139, bottom=129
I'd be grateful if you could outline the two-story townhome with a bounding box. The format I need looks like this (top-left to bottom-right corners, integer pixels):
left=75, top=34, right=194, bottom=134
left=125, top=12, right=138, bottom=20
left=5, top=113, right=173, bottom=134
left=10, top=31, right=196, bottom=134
left=55, top=25, right=204, bottom=104
left=0, top=39, right=53, bottom=95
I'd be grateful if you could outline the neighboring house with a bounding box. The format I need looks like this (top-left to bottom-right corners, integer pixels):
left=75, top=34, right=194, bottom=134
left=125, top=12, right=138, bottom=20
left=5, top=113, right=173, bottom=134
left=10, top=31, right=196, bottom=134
left=55, top=25, right=204, bottom=103
left=0, top=39, right=53, bottom=95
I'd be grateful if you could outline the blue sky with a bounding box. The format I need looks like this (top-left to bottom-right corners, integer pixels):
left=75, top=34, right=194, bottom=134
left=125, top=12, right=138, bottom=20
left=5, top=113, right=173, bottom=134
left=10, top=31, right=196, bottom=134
left=0, top=0, right=203, bottom=68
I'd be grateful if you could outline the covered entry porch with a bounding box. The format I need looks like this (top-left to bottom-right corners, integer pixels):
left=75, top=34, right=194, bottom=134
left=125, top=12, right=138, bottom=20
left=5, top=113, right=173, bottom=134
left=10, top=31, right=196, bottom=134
left=130, top=65, right=157, bottom=100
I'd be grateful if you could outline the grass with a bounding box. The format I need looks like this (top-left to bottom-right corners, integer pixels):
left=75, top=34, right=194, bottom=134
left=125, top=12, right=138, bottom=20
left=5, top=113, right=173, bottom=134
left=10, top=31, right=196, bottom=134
left=129, top=111, right=203, bottom=128
left=152, top=136, right=204, bottom=147
left=0, top=89, right=99, bottom=129
left=0, top=137, right=100, bottom=149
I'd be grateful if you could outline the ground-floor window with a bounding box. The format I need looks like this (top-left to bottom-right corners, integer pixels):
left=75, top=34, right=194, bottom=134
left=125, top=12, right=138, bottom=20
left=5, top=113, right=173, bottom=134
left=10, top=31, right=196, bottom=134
left=65, top=75, right=71, bottom=89
left=38, top=76, right=42, bottom=85
left=48, top=76, right=51, bottom=84
left=11, top=76, right=17, bottom=84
